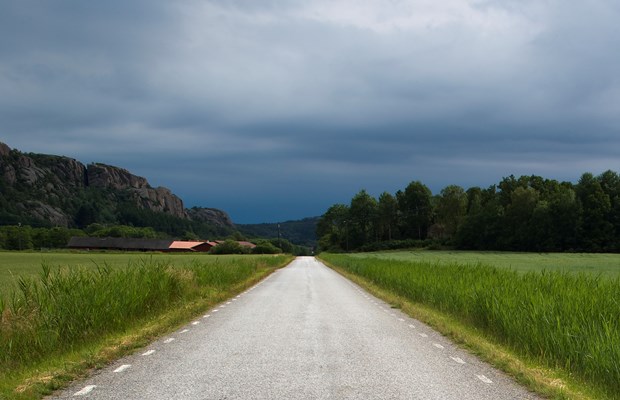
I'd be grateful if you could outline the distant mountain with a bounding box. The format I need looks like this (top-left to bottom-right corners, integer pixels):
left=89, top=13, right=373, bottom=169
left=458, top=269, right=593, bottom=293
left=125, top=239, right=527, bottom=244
left=0, top=141, right=233, bottom=237
left=238, top=217, right=319, bottom=248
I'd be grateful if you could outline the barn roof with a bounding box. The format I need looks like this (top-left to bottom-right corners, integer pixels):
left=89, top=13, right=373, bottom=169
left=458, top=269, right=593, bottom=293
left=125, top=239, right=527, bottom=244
left=169, top=241, right=206, bottom=250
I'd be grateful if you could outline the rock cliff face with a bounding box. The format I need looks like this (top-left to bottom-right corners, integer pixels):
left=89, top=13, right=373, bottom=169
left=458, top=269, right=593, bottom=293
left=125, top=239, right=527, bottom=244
left=0, top=141, right=224, bottom=227
left=0, top=142, right=10, bottom=158
left=87, top=163, right=187, bottom=219
left=187, top=207, right=234, bottom=228
left=87, top=163, right=149, bottom=190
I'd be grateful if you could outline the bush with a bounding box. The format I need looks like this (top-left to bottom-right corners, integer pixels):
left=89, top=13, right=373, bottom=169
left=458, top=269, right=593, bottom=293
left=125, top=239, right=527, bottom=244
left=210, top=239, right=250, bottom=255
left=252, top=242, right=282, bottom=254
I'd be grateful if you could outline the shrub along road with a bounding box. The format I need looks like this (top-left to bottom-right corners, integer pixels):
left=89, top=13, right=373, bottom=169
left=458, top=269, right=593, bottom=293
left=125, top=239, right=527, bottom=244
left=49, top=257, right=540, bottom=399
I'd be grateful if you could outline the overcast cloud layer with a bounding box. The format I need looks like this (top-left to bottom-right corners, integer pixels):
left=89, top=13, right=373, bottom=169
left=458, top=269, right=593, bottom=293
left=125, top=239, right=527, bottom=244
left=1, top=0, right=620, bottom=223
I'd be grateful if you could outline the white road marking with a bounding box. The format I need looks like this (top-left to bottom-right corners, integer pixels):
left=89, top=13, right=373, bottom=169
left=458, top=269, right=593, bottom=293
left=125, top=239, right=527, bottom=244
left=213, top=309, right=219, bottom=312
left=408, top=324, right=415, bottom=329
left=390, top=313, right=397, bottom=317
left=164, top=338, right=175, bottom=344
left=477, top=375, right=493, bottom=384
left=226, top=302, right=232, bottom=305
left=74, top=385, right=96, bottom=396
left=433, top=343, right=444, bottom=349
left=450, top=356, right=466, bottom=364
left=203, top=314, right=211, bottom=318
left=114, top=364, right=131, bottom=373
left=398, top=318, right=405, bottom=322
left=232, top=298, right=237, bottom=301
left=220, top=305, right=226, bottom=308
left=192, top=321, right=200, bottom=325
left=180, top=329, right=190, bottom=333
left=419, top=333, right=428, bottom=338
left=142, top=350, right=156, bottom=356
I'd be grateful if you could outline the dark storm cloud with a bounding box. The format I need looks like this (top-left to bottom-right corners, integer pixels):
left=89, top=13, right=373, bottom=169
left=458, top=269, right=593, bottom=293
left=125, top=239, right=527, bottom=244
left=1, top=0, right=620, bottom=222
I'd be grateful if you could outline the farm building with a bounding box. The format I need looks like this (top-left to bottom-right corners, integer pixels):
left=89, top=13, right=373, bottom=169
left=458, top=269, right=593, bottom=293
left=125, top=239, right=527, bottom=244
left=167, top=241, right=217, bottom=252
left=68, top=237, right=219, bottom=252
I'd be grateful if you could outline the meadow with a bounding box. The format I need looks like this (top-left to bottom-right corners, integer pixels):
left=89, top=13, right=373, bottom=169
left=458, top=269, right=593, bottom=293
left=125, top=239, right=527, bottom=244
left=0, top=251, right=293, bottom=399
left=0, top=251, right=260, bottom=294
left=320, top=252, right=620, bottom=399
left=344, top=250, right=620, bottom=276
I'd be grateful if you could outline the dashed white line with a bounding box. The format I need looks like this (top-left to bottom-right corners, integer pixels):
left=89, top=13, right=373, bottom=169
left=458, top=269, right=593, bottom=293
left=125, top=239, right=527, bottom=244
left=180, top=329, right=190, bottom=333
left=74, top=385, right=96, bottom=396
left=203, top=314, right=211, bottom=318
left=192, top=321, right=200, bottom=325
left=398, top=318, right=405, bottom=322
left=142, top=350, right=156, bottom=356
left=114, top=364, right=131, bottom=373
left=419, top=333, right=428, bottom=338
left=226, top=302, right=232, bottom=305
left=433, top=343, right=444, bottom=349
left=477, top=375, right=493, bottom=384
left=450, top=356, right=466, bottom=364
left=408, top=324, right=415, bottom=329
left=164, top=338, right=175, bottom=344
left=213, top=309, right=219, bottom=312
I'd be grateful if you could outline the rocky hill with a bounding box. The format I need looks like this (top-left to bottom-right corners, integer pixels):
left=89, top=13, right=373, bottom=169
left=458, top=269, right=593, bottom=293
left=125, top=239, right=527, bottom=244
left=0, top=141, right=233, bottom=233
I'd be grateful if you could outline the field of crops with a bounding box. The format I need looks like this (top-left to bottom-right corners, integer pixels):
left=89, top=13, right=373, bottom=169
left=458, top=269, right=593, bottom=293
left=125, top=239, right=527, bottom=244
left=320, top=252, right=620, bottom=399
left=0, top=252, right=292, bottom=398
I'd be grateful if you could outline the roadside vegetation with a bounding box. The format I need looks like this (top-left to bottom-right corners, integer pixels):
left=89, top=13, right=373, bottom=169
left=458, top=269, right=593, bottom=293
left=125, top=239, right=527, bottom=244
left=0, top=254, right=293, bottom=399
left=320, top=253, right=620, bottom=399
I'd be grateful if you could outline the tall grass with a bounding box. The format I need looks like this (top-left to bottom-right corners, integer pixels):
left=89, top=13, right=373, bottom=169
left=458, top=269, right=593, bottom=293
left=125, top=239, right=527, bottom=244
left=0, top=256, right=289, bottom=372
left=321, top=254, right=620, bottom=398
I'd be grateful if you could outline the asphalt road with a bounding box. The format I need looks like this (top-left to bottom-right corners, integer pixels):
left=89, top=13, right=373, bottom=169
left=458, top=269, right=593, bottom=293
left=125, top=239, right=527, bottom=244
left=50, top=256, right=541, bottom=399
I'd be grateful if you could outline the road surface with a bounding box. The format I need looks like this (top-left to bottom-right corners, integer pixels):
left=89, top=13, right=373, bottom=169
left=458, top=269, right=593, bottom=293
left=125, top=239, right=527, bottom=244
left=50, top=257, right=540, bottom=399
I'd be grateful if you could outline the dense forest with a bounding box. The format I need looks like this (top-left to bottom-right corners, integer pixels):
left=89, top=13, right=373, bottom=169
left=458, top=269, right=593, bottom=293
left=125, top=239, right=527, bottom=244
left=317, top=171, right=620, bottom=253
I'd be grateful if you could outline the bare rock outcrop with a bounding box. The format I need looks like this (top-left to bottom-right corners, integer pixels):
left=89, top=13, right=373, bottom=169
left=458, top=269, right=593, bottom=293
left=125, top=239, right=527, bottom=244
left=188, top=207, right=235, bottom=228
left=23, top=201, right=71, bottom=227
left=87, top=163, right=187, bottom=219
left=136, top=186, right=188, bottom=219
left=0, top=142, right=10, bottom=157
left=87, top=163, right=149, bottom=190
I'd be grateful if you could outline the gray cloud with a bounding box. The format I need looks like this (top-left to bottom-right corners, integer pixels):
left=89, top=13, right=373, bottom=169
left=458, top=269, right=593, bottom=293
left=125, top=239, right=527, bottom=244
left=1, top=0, right=620, bottom=223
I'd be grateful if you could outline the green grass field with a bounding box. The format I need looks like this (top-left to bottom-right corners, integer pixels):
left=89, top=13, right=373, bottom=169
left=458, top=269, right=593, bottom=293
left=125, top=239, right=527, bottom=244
left=346, top=250, right=620, bottom=276
left=0, top=251, right=271, bottom=295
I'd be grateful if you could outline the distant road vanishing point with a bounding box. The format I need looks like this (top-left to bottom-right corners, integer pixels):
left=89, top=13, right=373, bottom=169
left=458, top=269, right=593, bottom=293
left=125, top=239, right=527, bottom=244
left=50, top=257, right=541, bottom=399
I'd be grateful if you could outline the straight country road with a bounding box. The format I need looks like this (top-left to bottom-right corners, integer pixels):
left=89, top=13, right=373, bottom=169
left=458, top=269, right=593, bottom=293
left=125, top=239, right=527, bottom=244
left=50, top=257, right=541, bottom=399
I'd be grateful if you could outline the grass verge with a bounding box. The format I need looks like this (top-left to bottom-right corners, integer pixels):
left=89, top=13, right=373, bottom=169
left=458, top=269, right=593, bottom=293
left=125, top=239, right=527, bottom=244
left=0, top=255, right=293, bottom=399
left=319, top=254, right=616, bottom=400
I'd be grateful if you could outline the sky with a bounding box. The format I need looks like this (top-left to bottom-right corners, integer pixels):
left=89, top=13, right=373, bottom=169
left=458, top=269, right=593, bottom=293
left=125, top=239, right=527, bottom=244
left=1, top=1, right=620, bottom=223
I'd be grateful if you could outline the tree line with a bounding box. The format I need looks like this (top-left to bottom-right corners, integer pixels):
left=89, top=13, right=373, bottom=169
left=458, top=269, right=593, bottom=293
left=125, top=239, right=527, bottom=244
left=0, top=223, right=312, bottom=256
left=317, top=171, right=620, bottom=253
